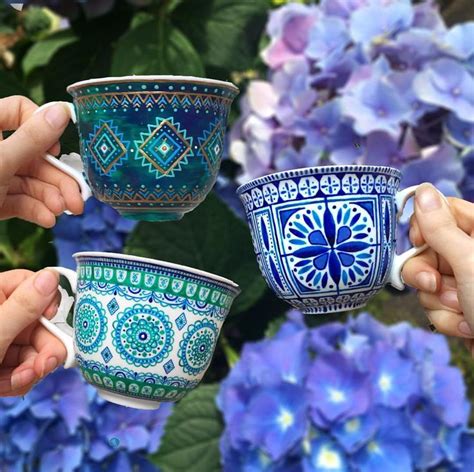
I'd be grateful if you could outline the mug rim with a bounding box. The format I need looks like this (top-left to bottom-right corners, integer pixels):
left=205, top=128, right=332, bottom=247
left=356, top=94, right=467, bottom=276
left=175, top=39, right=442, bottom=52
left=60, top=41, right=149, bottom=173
left=236, top=165, right=402, bottom=195
left=67, top=75, right=239, bottom=94
left=73, top=251, right=241, bottom=294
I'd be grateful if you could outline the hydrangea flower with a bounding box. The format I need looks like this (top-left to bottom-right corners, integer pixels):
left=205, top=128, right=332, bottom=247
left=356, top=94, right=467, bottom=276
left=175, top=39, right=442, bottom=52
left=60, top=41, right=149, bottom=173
left=217, top=311, right=474, bottom=470
left=53, top=197, right=137, bottom=269
left=0, top=368, right=172, bottom=471
left=230, top=1, right=474, bottom=249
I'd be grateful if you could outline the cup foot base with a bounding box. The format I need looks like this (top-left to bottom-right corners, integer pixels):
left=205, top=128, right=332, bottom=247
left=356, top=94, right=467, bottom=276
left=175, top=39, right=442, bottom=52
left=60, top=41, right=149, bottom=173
left=119, top=211, right=185, bottom=222
left=97, top=388, right=161, bottom=410
left=302, top=302, right=367, bottom=315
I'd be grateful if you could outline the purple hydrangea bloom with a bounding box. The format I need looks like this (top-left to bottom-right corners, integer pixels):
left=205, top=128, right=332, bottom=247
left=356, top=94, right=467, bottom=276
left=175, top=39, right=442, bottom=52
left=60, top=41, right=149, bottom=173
left=53, top=197, right=137, bottom=269
left=218, top=312, right=472, bottom=470
left=0, top=368, right=172, bottom=471
left=230, top=0, right=474, bottom=251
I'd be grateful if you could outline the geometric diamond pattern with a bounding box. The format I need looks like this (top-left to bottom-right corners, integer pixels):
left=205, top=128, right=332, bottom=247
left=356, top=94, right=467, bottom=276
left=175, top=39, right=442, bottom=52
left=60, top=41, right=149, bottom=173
left=199, top=119, right=224, bottom=172
left=101, top=347, right=113, bottom=363
left=107, top=298, right=120, bottom=315
left=89, top=122, right=128, bottom=174
left=137, top=118, right=191, bottom=176
left=163, top=359, right=175, bottom=374
left=175, top=312, right=187, bottom=331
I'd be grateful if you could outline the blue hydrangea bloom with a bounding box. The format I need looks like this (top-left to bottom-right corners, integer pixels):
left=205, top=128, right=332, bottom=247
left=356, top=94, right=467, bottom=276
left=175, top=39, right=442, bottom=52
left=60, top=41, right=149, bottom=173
left=53, top=197, right=137, bottom=269
left=218, top=312, right=473, bottom=470
left=0, top=368, right=172, bottom=471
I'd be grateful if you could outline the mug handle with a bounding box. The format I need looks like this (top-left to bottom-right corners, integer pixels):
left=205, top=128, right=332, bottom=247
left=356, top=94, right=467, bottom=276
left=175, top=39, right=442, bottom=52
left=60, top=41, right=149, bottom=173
left=35, top=102, right=93, bottom=212
left=39, top=267, right=78, bottom=368
left=389, top=185, right=429, bottom=290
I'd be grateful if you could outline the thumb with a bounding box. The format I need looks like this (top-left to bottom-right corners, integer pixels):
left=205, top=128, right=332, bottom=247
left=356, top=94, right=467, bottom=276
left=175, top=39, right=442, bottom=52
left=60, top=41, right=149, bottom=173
left=414, top=183, right=474, bottom=276
left=0, top=270, right=59, bottom=363
left=0, top=103, right=71, bottom=185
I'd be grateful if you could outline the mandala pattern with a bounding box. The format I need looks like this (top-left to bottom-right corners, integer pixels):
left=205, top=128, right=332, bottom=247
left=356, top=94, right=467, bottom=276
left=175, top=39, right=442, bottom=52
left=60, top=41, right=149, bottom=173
left=87, top=121, right=129, bottom=175
left=239, top=167, right=400, bottom=314
left=112, top=304, right=174, bottom=368
left=75, top=295, right=108, bottom=354
left=135, top=117, right=192, bottom=178
left=179, top=319, right=218, bottom=376
left=282, top=200, right=377, bottom=292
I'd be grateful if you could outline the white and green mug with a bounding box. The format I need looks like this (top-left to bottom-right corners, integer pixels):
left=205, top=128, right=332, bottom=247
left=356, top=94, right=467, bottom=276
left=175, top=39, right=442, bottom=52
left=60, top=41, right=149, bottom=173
left=40, top=251, right=240, bottom=410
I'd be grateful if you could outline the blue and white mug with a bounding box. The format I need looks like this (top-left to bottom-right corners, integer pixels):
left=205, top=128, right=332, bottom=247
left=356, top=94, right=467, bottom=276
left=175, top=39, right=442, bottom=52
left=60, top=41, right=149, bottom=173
left=237, top=165, right=428, bottom=314
left=39, top=252, right=240, bottom=409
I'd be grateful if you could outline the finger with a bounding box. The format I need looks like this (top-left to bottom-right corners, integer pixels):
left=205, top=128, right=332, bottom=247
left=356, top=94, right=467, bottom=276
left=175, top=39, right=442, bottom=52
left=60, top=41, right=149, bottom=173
left=414, top=184, right=474, bottom=275
left=0, top=357, right=37, bottom=395
left=44, top=291, right=61, bottom=319
left=409, top=214, right=424, bottom=247
left=440, top=275, right=457, bottom=291
left=0, top=270, right=59, bottom=362
left=32, top=329, right=65, bottom=378
left=427, top=310, right=474, bottom=338
left=438, top=255, right=454, bottom=277
left=447, top=197, right=474, bottom=235
left=402, top=248, right=440, bottom=293
left=0, top=96, right=37, bottom=130
left=2, top=344, right=37, bottom=367
left=419, top=291, right=462, bottom=313
left=26, top=160, right=84, bottom=215
left=0, top=103, right=71, bottom=200
left=8, top=176, right=66, bottom=215
left=1, top=194, right=56, bottom=228
left=0, top=270, right=33, bottom=297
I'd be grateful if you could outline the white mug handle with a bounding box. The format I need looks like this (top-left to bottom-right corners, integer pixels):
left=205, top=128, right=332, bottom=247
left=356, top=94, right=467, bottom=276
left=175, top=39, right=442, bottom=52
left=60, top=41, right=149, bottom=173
left=35, top=102, right=93, bottom=211
left=39, top=267, right=78, bottom=368
left=389, top=185, right=429, bottom=290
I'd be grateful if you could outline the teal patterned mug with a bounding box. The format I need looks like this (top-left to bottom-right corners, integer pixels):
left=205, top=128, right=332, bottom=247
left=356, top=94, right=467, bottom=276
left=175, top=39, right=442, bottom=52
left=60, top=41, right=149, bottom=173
left=40, top=252, right=240, bottom=410
left=39, top=75, right=239, bottom=221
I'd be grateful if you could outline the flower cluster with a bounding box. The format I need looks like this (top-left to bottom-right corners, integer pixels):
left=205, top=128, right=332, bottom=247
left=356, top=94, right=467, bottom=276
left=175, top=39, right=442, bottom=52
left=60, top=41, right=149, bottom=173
left=0, top=367, right=172, bottom=471
left=217, top=311, right=474, bottom=471
left=53, top=197, right=137, bottom=269
left=230, top=0, right=473, bottom=205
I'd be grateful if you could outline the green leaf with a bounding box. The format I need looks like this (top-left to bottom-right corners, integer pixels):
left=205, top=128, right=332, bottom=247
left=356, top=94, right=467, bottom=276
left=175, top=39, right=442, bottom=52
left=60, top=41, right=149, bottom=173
left=111, top=18, right=204, bottom=76
left=0, top=69, right=27, bottom=98
left=22, top=30, right=77, bottom=77
left=126, top=193, right=266, bottom=315
left=152, top=384, right=222, bottom=472
left=172, top=0, right=270, bottom=72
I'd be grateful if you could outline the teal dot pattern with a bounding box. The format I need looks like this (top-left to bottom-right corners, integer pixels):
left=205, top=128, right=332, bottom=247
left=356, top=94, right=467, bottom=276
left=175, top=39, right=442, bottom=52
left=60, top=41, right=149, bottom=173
left=179, top=318, right=218, bottom=376
left=75, top=295, right=108, bottom=354
left=112, top=304, right=174, bottom=368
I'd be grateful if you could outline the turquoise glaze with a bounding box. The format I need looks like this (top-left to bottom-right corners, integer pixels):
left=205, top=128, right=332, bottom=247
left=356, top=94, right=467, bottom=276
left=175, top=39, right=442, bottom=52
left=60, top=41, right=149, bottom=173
left=67, top=76, right=239, bottom=221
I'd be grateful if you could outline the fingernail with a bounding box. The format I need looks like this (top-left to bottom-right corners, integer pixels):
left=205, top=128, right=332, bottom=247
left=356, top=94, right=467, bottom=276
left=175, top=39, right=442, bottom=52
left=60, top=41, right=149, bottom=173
left=415, top=272, right=437, bottom=293
left=409, top=227, right=416, bottom=244
left=44, top=104, right=70, bottom=129
left=458, top=321, right=473, bottom=336
left=42, top=357, right=58, bottom=377
left=34, top=270, right=58, bottom=296
left=440, top=290, right=460, bottom=310
left=416, top=184, right=442, bottom=212
left=11, top=368, right=36, bottom=390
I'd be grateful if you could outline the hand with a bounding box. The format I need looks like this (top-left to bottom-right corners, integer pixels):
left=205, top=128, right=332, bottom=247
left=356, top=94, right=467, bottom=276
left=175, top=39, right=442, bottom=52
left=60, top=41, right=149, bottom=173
left=0, top=269, right=67, bottom=396
left=0, top=96, right=84, bottom=227
left=402, top=184, right=474, bottom=355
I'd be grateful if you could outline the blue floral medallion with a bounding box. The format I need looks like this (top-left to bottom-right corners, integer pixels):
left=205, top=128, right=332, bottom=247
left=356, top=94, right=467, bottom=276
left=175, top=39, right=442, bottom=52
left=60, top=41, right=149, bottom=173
left=75, top=295, right=107, bottom=354
left=179, top=319, right=218, bottom=376
left=238, top=166, right=401, bottom=314
left=112, top=304, right=174, bottom=368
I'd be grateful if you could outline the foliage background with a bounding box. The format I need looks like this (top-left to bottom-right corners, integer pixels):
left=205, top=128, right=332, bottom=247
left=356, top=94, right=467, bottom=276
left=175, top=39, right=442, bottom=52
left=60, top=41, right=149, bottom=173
left=0, top=0, right=473, bottom=470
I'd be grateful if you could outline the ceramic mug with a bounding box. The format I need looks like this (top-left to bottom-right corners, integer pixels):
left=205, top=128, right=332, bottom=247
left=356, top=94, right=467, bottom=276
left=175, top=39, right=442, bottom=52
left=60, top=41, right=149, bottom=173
left=39, top=75, right=239, bottom=221
left=237, top=165, right=428, bottom=314
left=40, top=251, right=240, bottom=409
